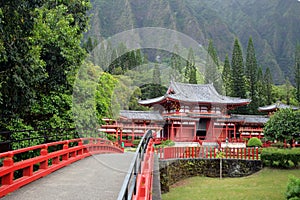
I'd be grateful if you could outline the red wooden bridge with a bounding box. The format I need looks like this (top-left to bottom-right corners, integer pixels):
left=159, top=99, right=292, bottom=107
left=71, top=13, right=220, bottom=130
left=0, top=129, right=264, bottom=200
left=0, top=132, right=156, bottom=200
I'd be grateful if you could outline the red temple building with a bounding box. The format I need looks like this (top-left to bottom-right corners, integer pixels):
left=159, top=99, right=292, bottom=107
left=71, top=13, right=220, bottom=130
left=101, top=82, right=297, bottom=147
left=100, top=110, right=164, bottom=146
left=138, top=81, right=251, bottom=145
left=216, top=114, right=268, bottom=142
left=258, top=101, right=299, bottom=115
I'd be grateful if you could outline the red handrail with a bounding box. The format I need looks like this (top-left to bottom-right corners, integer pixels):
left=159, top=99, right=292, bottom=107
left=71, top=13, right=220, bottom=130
left=0, top=138, right=123, bottom=198
left=133, top=139, right=154, bottom=200
left=157, top=147, right=260, bottom=160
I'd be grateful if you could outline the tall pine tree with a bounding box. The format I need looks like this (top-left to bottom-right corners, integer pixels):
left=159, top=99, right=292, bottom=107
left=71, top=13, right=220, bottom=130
left=189, top=66, right=197, bottom=84
left=222, top=54, right=231, bottom=96
left=256, top=67, right=266, bottom=107
left=284, top=78, right=292, bottom=105
left=245, top=37, right=258, bottom=113
left=153, top=62, right=161, bottom=85
left=205, top=40, right=221, bottom=92
left=231, top=38, right=246, bottom=98
left=185, top=48, right=197, bottom=84
left=295, top=44, right=300, bottom=104
left=170, top=44, right=183, bottom=82
left=264, top=67, right=273, bottom=105
left=152, top=62, right=163, bottom=97
left=245, top=37, right=258, bottom=100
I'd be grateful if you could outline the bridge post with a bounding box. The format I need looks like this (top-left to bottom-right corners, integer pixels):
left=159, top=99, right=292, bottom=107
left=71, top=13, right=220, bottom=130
left=62, top=141, right=69, bottom=161
left=40, top=144, right=48, bottom=170
left=2, top=152, right=14, bottom=185
left=77, top=139, right=83, bottom=156
left=139, top=175, right=146, bottom=197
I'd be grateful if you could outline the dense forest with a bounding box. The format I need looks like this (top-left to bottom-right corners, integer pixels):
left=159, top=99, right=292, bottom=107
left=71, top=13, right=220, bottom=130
left=0, top=0, right=300, bottom=151
left=0, top=0, right=91, bottom=150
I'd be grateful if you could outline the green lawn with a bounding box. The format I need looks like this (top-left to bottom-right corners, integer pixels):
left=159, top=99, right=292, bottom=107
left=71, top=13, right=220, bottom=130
left=162, top=168, right=300, bottom=200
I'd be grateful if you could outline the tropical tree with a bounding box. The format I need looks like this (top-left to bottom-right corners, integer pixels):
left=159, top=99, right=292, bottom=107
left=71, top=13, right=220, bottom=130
left=128, top=88, right=149, bottom=111
left=95, top=72, right=118, bottom=124
left=264, top=109, right=300, bottom=144
left=0, top=1, right=90, bottom=150
left=0, top=0, right=90, bottom=135
left=272, top=84, right=298, bottom=106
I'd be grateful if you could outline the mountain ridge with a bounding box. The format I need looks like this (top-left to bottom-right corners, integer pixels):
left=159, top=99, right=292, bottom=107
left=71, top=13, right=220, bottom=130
left=87, top=0, right=300, bottom=84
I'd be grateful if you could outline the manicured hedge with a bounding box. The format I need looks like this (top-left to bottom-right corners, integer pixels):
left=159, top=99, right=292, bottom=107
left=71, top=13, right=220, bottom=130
left=261, top=148, right=300, bottom=168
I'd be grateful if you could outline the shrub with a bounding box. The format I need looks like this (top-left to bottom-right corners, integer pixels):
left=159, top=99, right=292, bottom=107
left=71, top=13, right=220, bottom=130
left=286, top=176, right=300, bottom=200
left=261, top=148, right=300, bottom=168
left=247, top=137, right=262, bottom=147
left=156, top=140, right=175, bottom=148
left=162, top=140, right=175, bottom=146
left=132, top=139, right=141, bottom=146
left=106, top=133, right=116, bottom=142
left=270, top=141, right=285, bottom=148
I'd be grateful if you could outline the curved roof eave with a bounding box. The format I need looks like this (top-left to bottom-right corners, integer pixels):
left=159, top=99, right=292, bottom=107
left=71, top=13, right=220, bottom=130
left=168, top=95, right=250, bottom=105
left=138, top=96, right=166, bottom=106
left=139, top=95, right=250, bottom=107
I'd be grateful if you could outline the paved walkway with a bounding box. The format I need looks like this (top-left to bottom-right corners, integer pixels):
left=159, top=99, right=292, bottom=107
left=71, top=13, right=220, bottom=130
left=2, top=153, right=135, bottom=200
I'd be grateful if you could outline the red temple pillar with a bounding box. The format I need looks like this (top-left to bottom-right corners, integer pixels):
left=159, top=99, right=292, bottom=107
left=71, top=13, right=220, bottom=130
left=225, top=123, right=228, bottom=140
left=132, top=121, right=135, bottom=144
left=116, top=128, right=119, bottom=144
left=132, top=128, right=134, bottom=144
left=170, top=120, right=174, bottom=141
left=211, top=120, right=215, bottom=140
left=120, top=128, right=123, bottom=142
left=167, top=124, right=170, bottom=140
left=233, top=124, right=236, bottom=142
left=194, top=121, right=197, bottom=141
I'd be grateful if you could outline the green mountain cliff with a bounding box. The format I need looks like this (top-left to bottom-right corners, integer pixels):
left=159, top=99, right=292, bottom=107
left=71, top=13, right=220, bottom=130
left=87, top=0, right=300, bottom=84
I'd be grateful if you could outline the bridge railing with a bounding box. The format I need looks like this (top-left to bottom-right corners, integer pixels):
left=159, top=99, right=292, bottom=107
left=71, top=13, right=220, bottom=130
left=156, top=146, right=260, bottom=160
left=0, top=138, right=123, bottom=198
left=118, top=130, right=154, bottom=200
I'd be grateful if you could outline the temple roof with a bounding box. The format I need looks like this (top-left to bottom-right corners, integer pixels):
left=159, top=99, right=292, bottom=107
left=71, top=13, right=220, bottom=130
left=139, top=81, right=250, bottom=106
left=217, top=114, right=269, bottom=124
left=119, top=110, right=164, bottom=121
left=258, top=102, right=299, bottom=112
left=118, top=111, right=269, bottom=125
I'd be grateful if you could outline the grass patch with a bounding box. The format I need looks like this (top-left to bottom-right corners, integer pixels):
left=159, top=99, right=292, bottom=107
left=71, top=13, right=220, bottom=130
left=162, top=168, right=300, bottom=200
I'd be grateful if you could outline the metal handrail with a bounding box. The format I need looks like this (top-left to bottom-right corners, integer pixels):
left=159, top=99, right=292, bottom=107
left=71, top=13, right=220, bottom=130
left=117, top=130, right=153, bottom=200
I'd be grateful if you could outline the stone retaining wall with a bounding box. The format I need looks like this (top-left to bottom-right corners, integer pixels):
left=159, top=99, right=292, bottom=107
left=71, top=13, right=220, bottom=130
left=160, top=158, right=262, bottom=193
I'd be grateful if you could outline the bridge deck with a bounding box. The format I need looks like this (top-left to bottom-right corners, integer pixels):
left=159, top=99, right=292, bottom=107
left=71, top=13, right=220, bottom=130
left=2, top=153, right=134, bottom=200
